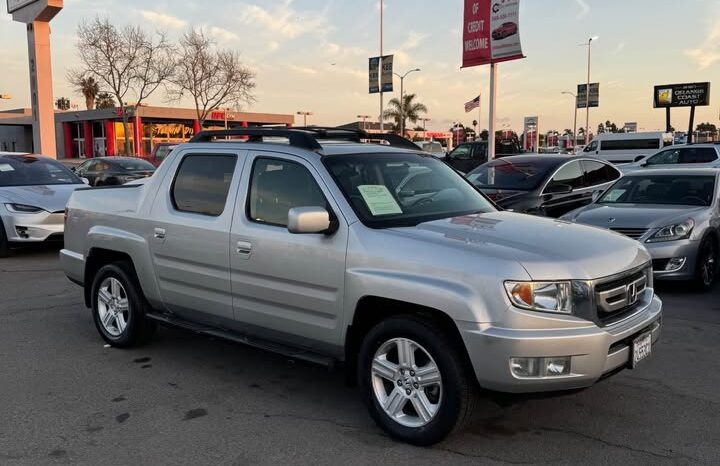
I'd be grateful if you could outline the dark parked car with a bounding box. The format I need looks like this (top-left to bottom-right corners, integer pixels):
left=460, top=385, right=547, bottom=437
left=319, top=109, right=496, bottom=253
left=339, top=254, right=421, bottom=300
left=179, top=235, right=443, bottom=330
left=73, top=157, right=156, bottom=186
left=444, top=141, right=488, bottom=173
left=466, top=155, right=622, bottom=217
left=146, top=142, right=177, bottom=167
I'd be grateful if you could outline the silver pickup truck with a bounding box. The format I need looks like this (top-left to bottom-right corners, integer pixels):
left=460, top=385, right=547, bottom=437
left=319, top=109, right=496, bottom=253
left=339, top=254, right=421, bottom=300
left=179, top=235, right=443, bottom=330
left=61, top=128, right=662, bottom=445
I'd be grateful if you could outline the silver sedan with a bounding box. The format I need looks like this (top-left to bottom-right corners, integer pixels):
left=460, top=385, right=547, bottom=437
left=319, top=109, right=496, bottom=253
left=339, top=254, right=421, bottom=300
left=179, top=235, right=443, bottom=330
left=0, top=154, right=87, bottom=257
left=562, top=168, right=720, bottom=289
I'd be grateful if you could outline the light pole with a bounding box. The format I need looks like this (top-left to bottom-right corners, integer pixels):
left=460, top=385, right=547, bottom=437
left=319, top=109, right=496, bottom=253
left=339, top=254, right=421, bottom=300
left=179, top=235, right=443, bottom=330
left=580, top=36, right=598, bottom=145
left=419, top=117, right=430, bottom=140
left=393, top=68, right=421, bottom=136
left=561, top=91, right=578, bottom=152
left=357, top=114, right=371, bottom=131
left=296, top=111, right=313, bottom=126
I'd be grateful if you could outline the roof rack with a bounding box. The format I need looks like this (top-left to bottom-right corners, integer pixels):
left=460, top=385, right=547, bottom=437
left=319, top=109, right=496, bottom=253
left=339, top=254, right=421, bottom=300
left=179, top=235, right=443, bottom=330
left=188, top=127, right=422, bottom=152
left=189, top=128, right=323, bottom=152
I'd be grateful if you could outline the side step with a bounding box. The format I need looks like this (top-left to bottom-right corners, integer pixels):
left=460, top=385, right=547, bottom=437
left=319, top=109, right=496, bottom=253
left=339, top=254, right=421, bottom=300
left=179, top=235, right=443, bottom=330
left=145, top=312, right=337, bottom=368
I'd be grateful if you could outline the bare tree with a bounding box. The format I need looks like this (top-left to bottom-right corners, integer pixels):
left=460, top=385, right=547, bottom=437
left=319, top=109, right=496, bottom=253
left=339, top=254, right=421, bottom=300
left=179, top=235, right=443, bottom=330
left=71, top=17, right=175, bottom=155
left=168, top=28, right=255, bottom=128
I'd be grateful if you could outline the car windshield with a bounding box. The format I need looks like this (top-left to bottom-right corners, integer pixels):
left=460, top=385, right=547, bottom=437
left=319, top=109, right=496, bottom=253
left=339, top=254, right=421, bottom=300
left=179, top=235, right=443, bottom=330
left=324, top=152, right=495, bottom=228
left=466, top=159, right=551, bottom=190
left=0, top=156, right=82, bottom=186
left=599, top=175, right=716, bottom=207
left=113, top=159, right=156, bottom=171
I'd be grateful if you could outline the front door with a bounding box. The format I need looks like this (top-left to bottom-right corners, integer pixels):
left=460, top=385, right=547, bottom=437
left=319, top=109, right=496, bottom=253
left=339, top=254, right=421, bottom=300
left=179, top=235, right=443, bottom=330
left=229, top=152, right=348, bottom=349
left=148, top=149, right=245, bottom=326
left=445, top=144, right=474, bottom=173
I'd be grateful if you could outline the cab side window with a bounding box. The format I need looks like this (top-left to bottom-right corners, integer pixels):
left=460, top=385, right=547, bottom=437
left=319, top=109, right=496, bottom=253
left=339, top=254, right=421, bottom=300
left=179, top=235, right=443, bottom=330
left=449, top=145, right=471, bottom=160
left=171, top=154, right=237, bottom=216
left=646, top=149, right=680, bottom=166
left=248, top=158, right=327, bottom=227
left=583, top=141, right=598, bottom=152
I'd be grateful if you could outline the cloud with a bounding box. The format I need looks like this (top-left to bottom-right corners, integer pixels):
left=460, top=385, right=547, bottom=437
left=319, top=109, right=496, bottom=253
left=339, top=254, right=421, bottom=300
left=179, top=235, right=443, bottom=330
left=287, top=64, right=319, bottom=75
left=612, top=42, right=626, bottom=54
left=685, top=20, right=720, bottom=69
left=136, top=10, right=187, bottom=29
left=574, top=0, right=590, bottom=19
left=208, top=26, right=240, bottom=43
left=237, top=0, right=330, bottom=39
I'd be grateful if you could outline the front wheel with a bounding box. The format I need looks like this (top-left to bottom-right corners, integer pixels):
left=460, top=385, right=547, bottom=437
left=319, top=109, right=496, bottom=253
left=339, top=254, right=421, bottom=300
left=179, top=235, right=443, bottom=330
left=91, top=262, right=156, bottom=347
left=358, top=316, right=477, bottom=445
left=695, top=238, right=718, bottom=291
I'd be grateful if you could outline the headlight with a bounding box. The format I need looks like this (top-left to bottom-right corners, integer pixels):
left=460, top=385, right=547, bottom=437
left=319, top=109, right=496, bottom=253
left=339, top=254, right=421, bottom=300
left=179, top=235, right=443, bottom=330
left=504, top=281, right=572, bottom=314
left=646, top=219, right=694, bottom=243
left=5, top=203, right=45, bottom=214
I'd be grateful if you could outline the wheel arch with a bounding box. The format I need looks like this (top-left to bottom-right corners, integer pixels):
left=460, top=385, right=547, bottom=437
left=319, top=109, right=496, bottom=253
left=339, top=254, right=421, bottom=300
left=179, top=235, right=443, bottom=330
left=83, top=248, right=138, bottom=307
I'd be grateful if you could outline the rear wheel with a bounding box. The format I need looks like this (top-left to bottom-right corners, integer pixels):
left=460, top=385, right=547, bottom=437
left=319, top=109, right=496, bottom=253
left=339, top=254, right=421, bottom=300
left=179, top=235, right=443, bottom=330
left=358, top=316, right=477, bottom=445
left=91, top=262, right=155, bottom=347
left=695, top=238, right=718, bottom=291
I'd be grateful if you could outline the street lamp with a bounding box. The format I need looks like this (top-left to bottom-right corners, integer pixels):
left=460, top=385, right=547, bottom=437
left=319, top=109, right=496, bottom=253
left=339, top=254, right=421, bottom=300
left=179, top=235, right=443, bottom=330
left=561, top=91, right=578, bottom=152
left=393, top=68, right=421, bottom=136
left=357, top=114, right=371, bottom=131
left=296, top=111, right=313, bottom=126
left=579, top=36, right=598, bottom=145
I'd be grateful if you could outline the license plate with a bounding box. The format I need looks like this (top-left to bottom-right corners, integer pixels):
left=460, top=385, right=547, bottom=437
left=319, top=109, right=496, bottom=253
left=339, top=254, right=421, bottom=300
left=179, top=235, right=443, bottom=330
left=631, top=332, right=652, bottom=368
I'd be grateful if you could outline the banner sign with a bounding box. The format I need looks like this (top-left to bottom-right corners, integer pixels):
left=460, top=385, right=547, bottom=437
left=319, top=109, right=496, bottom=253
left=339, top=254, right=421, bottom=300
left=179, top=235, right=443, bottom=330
left=462, top=0, right=523, bottom=67
left=577, top=83, right=600, bottom=108
left=368, top=57, right=380, bottom=94
left=654, top=82, right=710, bottom=108
left=7, top=0, right=38, bottom=13
left=380, top=55, right=393, bottom=92
left=623, top=122, right=638, bottom=133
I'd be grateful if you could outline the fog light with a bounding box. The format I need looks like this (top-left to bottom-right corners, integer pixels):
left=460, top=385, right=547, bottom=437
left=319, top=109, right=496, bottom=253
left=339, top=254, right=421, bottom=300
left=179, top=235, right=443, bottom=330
left=510, top=357, right=540, bottom=377
left=545, top=357, right=571, bottom=376
left=665, top=257, right=686, bottom=271
left=15, top=226, right=29, bottom=239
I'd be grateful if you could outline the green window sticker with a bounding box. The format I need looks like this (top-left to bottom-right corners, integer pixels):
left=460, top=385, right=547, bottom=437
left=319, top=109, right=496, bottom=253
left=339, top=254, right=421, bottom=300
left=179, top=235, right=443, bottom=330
left=358, top=185, right=403, bottom=216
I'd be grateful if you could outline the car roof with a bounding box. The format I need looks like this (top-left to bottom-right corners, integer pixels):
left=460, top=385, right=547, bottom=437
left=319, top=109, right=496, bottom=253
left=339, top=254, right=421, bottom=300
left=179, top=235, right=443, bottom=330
left=0, top=153, right=55, bottom=162
left=486, top=155, right=600, bottom=167
left=624, top=167, right=720, bottom=177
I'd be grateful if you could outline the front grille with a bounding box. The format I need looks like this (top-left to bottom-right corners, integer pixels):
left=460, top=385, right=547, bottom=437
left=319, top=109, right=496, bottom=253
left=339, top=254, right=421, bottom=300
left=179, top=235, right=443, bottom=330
left=595, top=269, right=648, bottom=325
left=609, top=227, right=648, bottom=239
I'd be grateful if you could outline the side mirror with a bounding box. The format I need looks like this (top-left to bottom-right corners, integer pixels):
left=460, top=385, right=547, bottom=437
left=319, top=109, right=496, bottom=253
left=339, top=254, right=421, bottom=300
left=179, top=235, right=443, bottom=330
left=591, top=190, right=603, bottom=202
left=545, top=183, right=573, bottom=195
left=633, top=155, right=646, bottom=163
left=81, top=177, right=90, bottom=185
left=70, top=166, right=77, bottom=172
left=288, top=206, right=332, bottom=234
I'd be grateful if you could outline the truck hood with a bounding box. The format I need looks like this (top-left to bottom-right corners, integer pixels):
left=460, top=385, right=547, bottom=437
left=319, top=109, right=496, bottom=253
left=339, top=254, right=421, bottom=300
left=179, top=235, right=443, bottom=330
left=564, top=203, right=706, bottom=229
left=388, top=212, right=650, bottom=281
left=0, top=184, right=85, bottom=213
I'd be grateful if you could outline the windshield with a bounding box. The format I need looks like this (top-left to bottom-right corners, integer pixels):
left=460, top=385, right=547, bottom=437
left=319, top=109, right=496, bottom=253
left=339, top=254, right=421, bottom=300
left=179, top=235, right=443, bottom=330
left=113, top=159, right=156, bottom=171
left=324, top=153, right=495, bottom=228
left=466, top=159, right=551, bottom=190
left=599, top=175, right=716, bottom=206
left=0, top=156, right=82, bottom=187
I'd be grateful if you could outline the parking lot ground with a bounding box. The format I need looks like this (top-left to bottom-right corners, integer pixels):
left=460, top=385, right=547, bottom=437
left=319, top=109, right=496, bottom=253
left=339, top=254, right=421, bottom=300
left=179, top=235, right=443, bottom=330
left=1, top=248, right=719, bottom=466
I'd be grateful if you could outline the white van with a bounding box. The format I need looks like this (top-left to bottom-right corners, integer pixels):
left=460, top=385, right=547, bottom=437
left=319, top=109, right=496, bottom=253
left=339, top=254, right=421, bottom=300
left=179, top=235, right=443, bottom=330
left=581, top=132, right=673, bottom=164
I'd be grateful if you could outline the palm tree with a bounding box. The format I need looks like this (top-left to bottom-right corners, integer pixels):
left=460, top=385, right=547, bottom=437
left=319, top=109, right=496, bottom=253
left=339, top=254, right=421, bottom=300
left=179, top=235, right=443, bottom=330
left=71, top=75, right=100, bottom=110
left=384, top=93, right=428, bottom=135
left=95, top=92, right=116, bottom=109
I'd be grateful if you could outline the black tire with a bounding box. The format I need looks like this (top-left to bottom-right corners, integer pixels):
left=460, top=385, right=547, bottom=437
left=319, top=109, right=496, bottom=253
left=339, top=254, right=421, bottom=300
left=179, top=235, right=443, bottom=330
left=694, top=237, right=718, bottom=291
left=0, top=221, right=9, bottom=258
left=357, top=316, right=477, bottom=446
left=90, top=261, right=156, bottom=347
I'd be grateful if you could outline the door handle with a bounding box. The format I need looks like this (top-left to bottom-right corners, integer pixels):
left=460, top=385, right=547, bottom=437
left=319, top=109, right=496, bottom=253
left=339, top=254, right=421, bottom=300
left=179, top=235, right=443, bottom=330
left=153, top=228, right=166, bottom=239
left=236, top=241, right=253, bottom=255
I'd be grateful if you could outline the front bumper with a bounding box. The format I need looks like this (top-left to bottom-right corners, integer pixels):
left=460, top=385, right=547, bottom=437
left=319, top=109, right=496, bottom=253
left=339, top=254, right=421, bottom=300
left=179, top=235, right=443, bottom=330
left=1, top=211, right=65, bottom=242
left=460, top=294, right=662, bottom=393
left=645, top=239, right=699, bottom=281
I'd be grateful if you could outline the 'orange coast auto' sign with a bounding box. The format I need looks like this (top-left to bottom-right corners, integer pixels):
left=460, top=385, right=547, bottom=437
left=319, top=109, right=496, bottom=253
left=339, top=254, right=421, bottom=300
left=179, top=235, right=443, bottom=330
left=462, top=0, right=524, bottom=67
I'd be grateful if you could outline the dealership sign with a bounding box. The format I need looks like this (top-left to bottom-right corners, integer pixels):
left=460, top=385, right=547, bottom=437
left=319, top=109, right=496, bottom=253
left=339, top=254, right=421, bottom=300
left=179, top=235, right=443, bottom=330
left=577, top=83, right=600, bottom=108
left=368, top=57, right=380, bottom=94
left=380, top=55, right=393, bottom=92
left=653, top=82, right=710, bottom=108
left=7, top=0, right=38, bottom=13
left=462, top=0, right=524, bottom=67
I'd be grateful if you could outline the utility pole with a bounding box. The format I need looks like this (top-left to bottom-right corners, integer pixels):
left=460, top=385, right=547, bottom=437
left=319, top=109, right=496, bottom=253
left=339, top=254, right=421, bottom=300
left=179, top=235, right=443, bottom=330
left=420, top=117, right=430, bottom=140
left=379, top=0, right=384, bottom=132
left=296, top=111, right=313, bottom=126
left=488, top=63, right=498, bottom=160
left=581, top=36, right=598, bottom=145
left=562, top=91, right=578, bottom=152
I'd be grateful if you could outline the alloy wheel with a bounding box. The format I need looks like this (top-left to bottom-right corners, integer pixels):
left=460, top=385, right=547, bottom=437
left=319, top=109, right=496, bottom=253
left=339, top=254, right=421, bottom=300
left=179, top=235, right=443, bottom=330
left=370, top=337, right=443, bottom=428
left=97, top=277, right=130, bottom=337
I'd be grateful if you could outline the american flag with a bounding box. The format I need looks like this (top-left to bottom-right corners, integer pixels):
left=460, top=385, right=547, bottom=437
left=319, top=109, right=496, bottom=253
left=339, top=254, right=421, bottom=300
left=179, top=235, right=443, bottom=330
left=464, top=95, right=480, bottom=113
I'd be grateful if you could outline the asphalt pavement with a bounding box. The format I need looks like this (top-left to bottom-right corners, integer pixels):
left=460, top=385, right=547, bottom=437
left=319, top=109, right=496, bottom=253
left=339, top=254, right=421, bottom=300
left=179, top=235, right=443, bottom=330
left=1, top=247, right=719, bottom=466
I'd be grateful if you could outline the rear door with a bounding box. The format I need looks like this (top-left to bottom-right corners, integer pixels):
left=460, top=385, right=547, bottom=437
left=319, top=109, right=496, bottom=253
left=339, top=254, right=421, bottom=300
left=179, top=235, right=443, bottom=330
left=540, top=160, right=589, bottom=217
left=676, top=147, right=719, bottom=168
left=148, top=149, right=245, bottom=326
left=229, top=152, right=348, bottom=349
left=580, top=159, right=622, bottom=200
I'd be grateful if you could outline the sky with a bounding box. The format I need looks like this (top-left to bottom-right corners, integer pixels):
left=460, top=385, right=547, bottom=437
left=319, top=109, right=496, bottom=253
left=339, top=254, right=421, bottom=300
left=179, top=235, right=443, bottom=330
left=1, top=0, right=719, bottom=133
